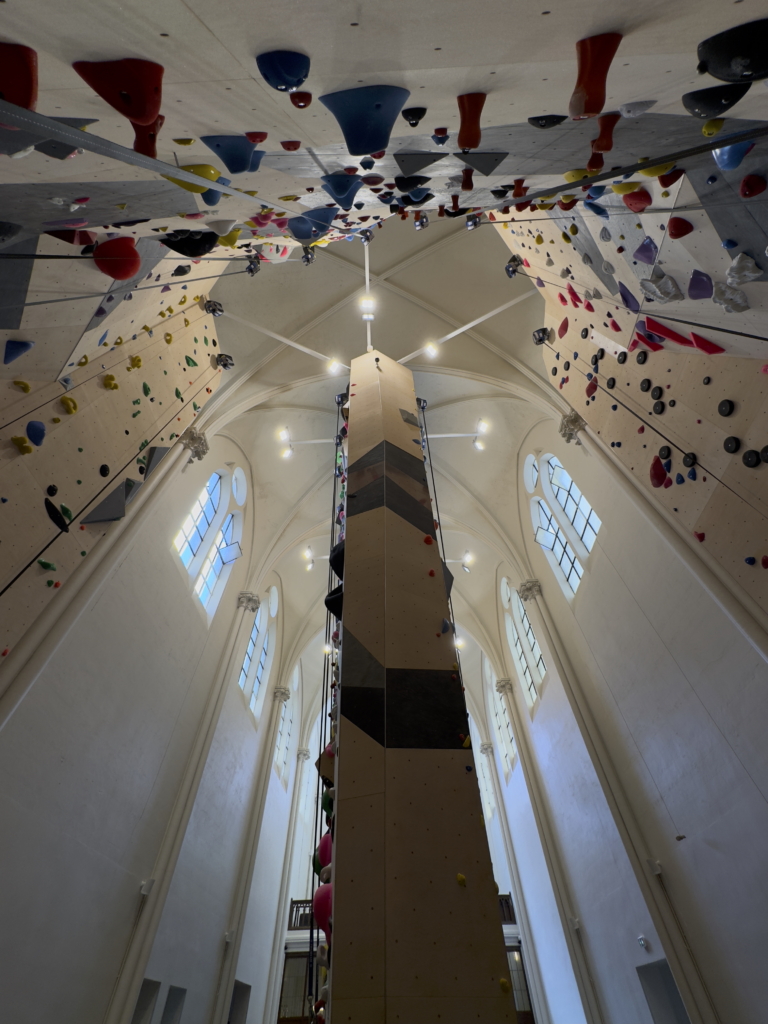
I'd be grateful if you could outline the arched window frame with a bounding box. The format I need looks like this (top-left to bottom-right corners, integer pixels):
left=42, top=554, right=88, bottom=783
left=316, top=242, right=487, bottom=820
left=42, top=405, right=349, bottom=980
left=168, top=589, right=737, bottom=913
left=275, top=698, right=293, bottom=781
left=239, top=605, right=264, bottom=691
left=483, top=655, right=517, bottom=780
left=541, top=455, right=601, bottom=563
left=249, top=628, right=270, bottom=715
left=174, top=471, right=227, bottom=577
left=248, top=589, right=279, bottom=722
left=193, top=511, right=243, bottom=618
left=531, top=496, right=584, bottom=597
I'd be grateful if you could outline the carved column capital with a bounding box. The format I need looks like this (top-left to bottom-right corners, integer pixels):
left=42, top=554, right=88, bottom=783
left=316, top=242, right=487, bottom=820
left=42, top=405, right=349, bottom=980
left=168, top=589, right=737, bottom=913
left=559, top=410, right=586, bottom=445
left=495, top=678, right=514, bottom=695
left=479, top=741, right=494, bottom=756
left=518, top=579, right=541, bottom=602
left=179, top=426, right=210, bottom=461
left=273, top=687, right=290, bottom=703
left=238, top=592, right=260, bottom=612
left=297, top=748, right=311, bottom=762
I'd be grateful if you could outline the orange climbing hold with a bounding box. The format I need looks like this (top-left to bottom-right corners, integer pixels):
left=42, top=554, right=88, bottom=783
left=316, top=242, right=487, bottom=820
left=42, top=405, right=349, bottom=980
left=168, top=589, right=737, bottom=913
left=622, top=188, right=652, bottom=213
left=461, top=167, right=474, bottom=191
left=0, top=42, right=38, bottom=110
left=569, top=33, right=623, bottom=120
left=72, top=58, right=164, bottom=125
left=591, top=112, right=621, bottom=152
left=132, top=114, right=165, bottom=158
left=456, top=93, right=486, bottom=151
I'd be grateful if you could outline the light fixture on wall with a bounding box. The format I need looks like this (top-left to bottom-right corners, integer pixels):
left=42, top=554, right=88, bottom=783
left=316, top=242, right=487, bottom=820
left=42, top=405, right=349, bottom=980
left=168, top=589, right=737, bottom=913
left=472, top=437, right=485, bottom=451
left=425, top=343, right=437, bottom=358
left=462, top=551, right=473, bottom=573
left=328, top=360, right=341, bottom=374
left=359, top=228, right=374, bottom=246
left=360, top=297, right=375, bottom=321
left=455, top=637, right=465, bottom=649
left=282, top=446, right=294, bottom=458
left=277, top=430, right=336, bottom=460
left=322, top=643, right=332, bottom=655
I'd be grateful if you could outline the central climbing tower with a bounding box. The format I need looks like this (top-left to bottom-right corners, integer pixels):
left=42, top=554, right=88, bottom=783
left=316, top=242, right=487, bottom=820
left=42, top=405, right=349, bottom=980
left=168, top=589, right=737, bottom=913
left=330, top=349, right=516, bottom=1022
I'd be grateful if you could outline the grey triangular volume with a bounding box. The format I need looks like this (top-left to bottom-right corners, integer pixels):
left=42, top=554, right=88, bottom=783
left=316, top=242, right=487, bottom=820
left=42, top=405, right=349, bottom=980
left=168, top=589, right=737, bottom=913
left=143, top=446, right=170, bottom=481
left=454, top=151, right=509, bottom=175
left=81, top=479, right=143, bottom=523
left=393, top=151, right=447, bottom=177
left=441, top=561, right=454, bottom=598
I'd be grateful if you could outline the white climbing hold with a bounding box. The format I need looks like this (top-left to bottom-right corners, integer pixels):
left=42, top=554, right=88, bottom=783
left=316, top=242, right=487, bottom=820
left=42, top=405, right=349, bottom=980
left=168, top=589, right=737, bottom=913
left=207, top=219, right=237, bottom=236
left=582, top=252, right=593, bottom=265
left=713, top=281, right=750, bottom=313
left=726, top=252, right=762, bottom=287
left=602, top=260, right=615, bottom=275
left=619, top=100, right=656, bottom=118
left=599, top=227, right=612, bottom=242
left=640, top=269, right=683, bottom=303
left=592, top=288, right=602, bottom=300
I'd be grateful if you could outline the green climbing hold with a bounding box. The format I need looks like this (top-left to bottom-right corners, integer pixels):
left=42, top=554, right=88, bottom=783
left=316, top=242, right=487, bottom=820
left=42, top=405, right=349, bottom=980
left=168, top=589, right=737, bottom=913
left=139, top=439, right=149, bottom=450
left=185, top=355, right=198, bottom=367
left=175, top=388, right=183, bottom=400
left=132, top=410, right=141, bottom=418
left=60, top=504, right=73, bottom=521
left=78, top=447, right=83, bottom=453
left=80, top=551, right=86, bottom=556
left=169, top=433, right=176, bottom=439
left=46, top=580, right=54, bottom=587
left=132, top=399, right=141, bottom=405
left=193, top=402, right=200, bottom=411
left=143, top=382, right=151, bottom=396
left=204, top=336, right=208, bottom=346
left=38, top=559, right=56, bottom=570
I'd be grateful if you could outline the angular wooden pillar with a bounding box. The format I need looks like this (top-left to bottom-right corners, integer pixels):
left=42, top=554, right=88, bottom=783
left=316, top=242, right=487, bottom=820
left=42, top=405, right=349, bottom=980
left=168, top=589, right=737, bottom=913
left=331, top=350, right=516, bottom=1023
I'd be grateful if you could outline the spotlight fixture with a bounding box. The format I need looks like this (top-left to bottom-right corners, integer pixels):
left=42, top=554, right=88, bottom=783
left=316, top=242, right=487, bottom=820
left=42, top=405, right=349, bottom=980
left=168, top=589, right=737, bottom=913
left=360, top=296, right=375, bottom=322
left=425, top=343, right=438, bottom=358
left=328, top=360, right=341, bottom=374
left=281, top=446, right=294, bottom=459
left=301, top=246, right=316, bottom=265
left=415, top=213, right=430, bottom=231
left=505, top=254, right=524, bottom=279
left=359, top=228, right=374, bottom=246
left=462, top=563, right=471, bottom=573
left=245, top=259, right=261, bottom=277
left=476, top=419, right=488, bottom=435
left=465, top=213, right=481, bottom=231
left=279, top=429, right=290, bottom=442
left=322, top=644, right=332, bottom=655
left=472, top=437, right=485, bottom=451
left=455, top=637, right=465, bottom=649
left=304, top=546, right=313, bottom=560
left=306, top=560, right=315, bottom=571
left=532, top=327, right=550, bottom=346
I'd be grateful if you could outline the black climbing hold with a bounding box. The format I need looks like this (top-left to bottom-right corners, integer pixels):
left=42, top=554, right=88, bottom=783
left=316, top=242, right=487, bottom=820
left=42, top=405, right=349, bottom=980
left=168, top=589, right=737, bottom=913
left=697, top=19, right=768, bottom=83
left=761, top=445, right=768, bottom=463
left=640, top=379, right=652, bottom=392
left=703, top=376, right=711, bottom=385
left=742, top=449, right=761, bottom=468
left=724, top=436, right=741, bottom=454
left=682, top=453, right=697, bottom=467
left=718, top=399, right=735, bottom=417
left=617, top=352, right=627, bottom=364
left=669, top=400, right=676, bottom=407
left=651, top=386, right=663, bottom=400
left=329, top=538, right=345, bottom=580
left=394, top=174, right=430, bottom=193
left=324, top=583, right=343, bottom=620
left=606, top=377, right=616, bottom=389
left=653, top=401, right=665, bottom=415
left=682, top=82, right=751, bottom=119
left=46, top=484, right=58, bottom=497
left=138, top=465, right=145, bottom=475
left=551, top=366, right=557, bottom=376
left=563, top=360, right=570, bottom=370
left=597, top=348, right=605, bottom=360
left=528, top=114, right=567, bottom=129
left=582, top=328, right=589, bottom=339
left=490, top=188, right=509, bottom=199
left=590, top=354, right=598, bottom=365
left=45, top=497, right=69, bottom=532
left=162, top=230, right=219, bottom=258
left=99, top=464, right=110, bottom=477
left=401, top=106, right=427, bottom=127
left=636, top=350, right=648, bottom=364
left=172, top=264, right=192, bottom=277
left=659, top=446, right=671, bottom=460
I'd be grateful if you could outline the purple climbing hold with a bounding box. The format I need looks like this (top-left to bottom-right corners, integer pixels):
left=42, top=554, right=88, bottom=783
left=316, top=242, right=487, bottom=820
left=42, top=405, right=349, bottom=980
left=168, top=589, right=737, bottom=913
left=94, top=306, right=107, bottom=317
left=161, top=284, right=171, bottom=292
left=3, top=339, right=34, bottom=364
left=633, top=236, right=658, bottom=265
left=535, top=277, right=545, bottom=287
left=688, top=269, right=713, bottom=299
left=618, top=280, right=640, bottom=312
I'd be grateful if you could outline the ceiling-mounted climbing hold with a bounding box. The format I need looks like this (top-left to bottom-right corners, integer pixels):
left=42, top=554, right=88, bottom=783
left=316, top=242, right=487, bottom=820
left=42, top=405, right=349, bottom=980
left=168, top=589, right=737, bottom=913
left=0, top=42, right=38, bottom=110
left=584, top=200, right=609, bottom=219
left=290, top=92, right=312, bottom=109
left=740, top=174, right=767, bottom=199
left=162, top=230, right=219, bottom=258
left=611, top=181, right=640, bottom=194
left=47, top=229, right=98, bottom=246
left=688, top=269, right=713, bottom=299
left=320, top=85, right=410, bottom=155
left=667, top=217, right=694, bottom=240
left=682, top=82, right=751, bottom=119
left=280, top=141, right=301, bottom=152
left=132, top=114, right=164, bottom=158
left=658, top=168, right=685, bottom=188
left=456, top=151, right=508, bottom=176
left=712, top=140, right=755, bottom=170
left=456, top=93, right=486, bottom=150
left=569, top=33, right=623, bottom=120
left=321, top=174, right=364, bottom=210
left=201, top=136, right=257, bottom=174
left=93, top=237, right=141, bottom=280
left=72, top=58, right=163, bottom=125
left=256, top=50, right=310, bottom=92
left=402, top=107, right=427, bottom=127
left=592, top=112, right=621, bottom=153
left=528, top=114, right=567, bottom=129
left=619, top=100, right=655, bottom=118
left=3, top=339, right=34, bottom=365
left=460, top=167, right=474, bottom=191
left=164, top=164, right=221, bottom=194
left=622, top=188, right=652, bottom=213
left=200, top=176, right=231, bottom=207
left=633, top=236, right=658, bottom=264
left=394, top=174, right=430, bottom=193
left=697, top=19, right=768, bottom=83
left=81, top=479, right=143, bottom=524
left=702, top=118, right=724, bottom=138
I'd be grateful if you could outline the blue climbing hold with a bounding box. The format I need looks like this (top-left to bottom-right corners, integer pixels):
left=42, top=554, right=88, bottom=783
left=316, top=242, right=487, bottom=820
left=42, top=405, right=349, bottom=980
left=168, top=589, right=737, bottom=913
left=408, top=186, right=432, bottom=202
left=26, top=420, right=45, bottom=446
left=573, top=351, right=579, bottom=359
left=721, top=238, right=738, bottom=249
left=255, top=50, right=310, bottom=93
left=201, top=135, right=256, bottom=175
left=675, top=473, right=684, bottom=484
left=611, top=404, right=617, bottom=410
left=321, top=173, right=364, bottom=210
left=286, top=216, right=320, bottom=242
left=618, top=280, right=640, bottom=312
left=587, top=185, right=606, bottom=198
left=586, top=372, right=593, bottom=380
left=584, top=200, right=610, bottom=219
left=319, top=85, right=411, bottom=155
left=712, top=140, right=755, bottom=171
left=432, top=133, right=449, bottom=146
left=633, top=236, right=658, bottom=264
left=306, top=207, right=339, bottom=231
left=687, top=467, right=697, bottom=480
left=3, top=339, right=34, bottom=364
left=249, top=149, right=266, bottom=173
left=706, top=175, right=718, bottom=185
left=360, top=157, right=375, bottom=170
left=688, top=269, right=713, bottom=299
left=615, top=442, right=622, bottom=447
left=663, top=459, right=672, bottom=473
left=201, top=175, right=232, bottom=207
left=98, top=329, right=109, bottom=346
left=745, top=557, right=757, bottom=565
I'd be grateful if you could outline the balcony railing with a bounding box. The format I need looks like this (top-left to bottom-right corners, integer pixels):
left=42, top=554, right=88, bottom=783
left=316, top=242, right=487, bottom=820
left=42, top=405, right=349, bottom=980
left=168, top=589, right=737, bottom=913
left=288, top=895, right=516, bottom=930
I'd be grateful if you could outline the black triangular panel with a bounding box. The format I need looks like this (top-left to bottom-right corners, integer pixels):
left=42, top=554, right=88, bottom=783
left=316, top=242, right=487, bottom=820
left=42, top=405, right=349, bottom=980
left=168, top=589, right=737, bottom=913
left=393, top=151, right=447, bottom=177
left=454, top=151, right=509, bottom=175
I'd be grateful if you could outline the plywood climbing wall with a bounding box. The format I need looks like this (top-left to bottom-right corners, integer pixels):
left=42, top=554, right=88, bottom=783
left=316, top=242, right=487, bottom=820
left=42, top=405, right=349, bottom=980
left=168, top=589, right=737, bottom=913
left=332, top=350, right=516, bottom=1024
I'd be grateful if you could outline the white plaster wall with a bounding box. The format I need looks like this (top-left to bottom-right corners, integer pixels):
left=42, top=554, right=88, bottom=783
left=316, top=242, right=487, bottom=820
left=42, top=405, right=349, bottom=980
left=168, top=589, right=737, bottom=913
left=516, top=420, right=768, bottom=1024
left=0, top=436, right=252, bottom=1024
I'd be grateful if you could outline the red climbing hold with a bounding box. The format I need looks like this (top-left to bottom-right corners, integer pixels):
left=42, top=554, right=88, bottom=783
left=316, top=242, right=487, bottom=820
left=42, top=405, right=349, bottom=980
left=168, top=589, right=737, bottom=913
left=762, top=555, right=768, bottom=569
left=667, top=216, right=694, bottom=239
left=569, top=33, right=623, bottom=120
left=650, top=456, right=666, bottom=488
left=515, top=201, right=531, bottom=212
left=558, top=317, right=569, bottom=338
left=645, top=316, right=694, bottom=348
left=245, top=131, right=268, bottom=144
left=637, top=426, right=645, bottom=433
left=587, top=151, right=605, bottom=173
left=423, top=536, right=433, bottom=545
left=586, top=378, right=598, bottom=398
left=93, top=237, right=141, bottom=280
left=46, top=229, right=97, bottom=246
left=690, top=332, right=725, bottom=354
left=558, top=293, right=568, bottom=306
left=456, top=93, right=486, bottom=150
left=558, top=197, right=579, bottom=211
left=0, top=42, right=38, bottom=110
left=739, top=174, right=767, bottom=199
left=132, top=113, right=164, bottom=158
left=438, top=205, right=445, bottom=217
left=592, top=112, right=621, bottom=153
left=694, top=532, right=706, bottom=543
left=461, top=167, right=474, bottom=191
left=622, top=188, right=652, bottom=213
left=663, top=477, right=673, bottom=489
left=567, top=283, right=582, bottom=306
left=290, top=92, right=312, bottom=109
left=609, top=319, right=622, bottom=332
left=658, top=168, right=685, bottom=188
left=512, top=179, right=527, bottom=198
left=522, top=258, right=530, bottom=267
left=281, top=140, right=301, bottom=150
left=451, top=194, right=460, bottom=211
left=72, top=58, right=163, bottom=125
left=583, top=301, right=595, bottom=313
left=635, top=330, right=664, bottom=352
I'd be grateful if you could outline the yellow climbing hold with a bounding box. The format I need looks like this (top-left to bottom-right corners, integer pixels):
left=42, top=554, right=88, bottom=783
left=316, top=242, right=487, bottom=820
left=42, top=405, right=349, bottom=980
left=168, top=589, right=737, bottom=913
left=563, top=169, right=588, bottom=183
left=142, top=325, right=151, bottom=334
left=115, top=203, right=127, bottom=210
left=278, top=194, right=300, bottom=202
left=193, top=295, right=201, bottom=302
left=166, top=306, right=174, bottom=314
left=60, top=395, right=78, bottom=415
left=173, top=138, right=195, bottom=146
left=569, top=224, right=578, bottom=236
left=535, top=234, right=543, bottom=245
left=184, top=318, right=190, bottom=327
left=115, top=336, right=124, bottom=345
left=702, top=118, right=724, bottom=138
left=611, top=181, right=641, bottom=194
left=11, top=435, right=32, bottom=454
left=178, top=295, right=187, bottom=305
left=52, top=417, right=61, bottom=423
left=13, top=379, right=31, bottom=393
left=640, top=161, right=675, bottom=177
left=538, top=202, right=555, bottom=209
left=165, top=332, right=173, bottom=344
left=218, top=228, right=241, bottom=248
left=661, top=190, right=670, bottom=198
left=77, top=354, right=88, bottom=366
left=129, top=355, right=142, bottom=369
left=561, top=194, right=575, bottom=203
left=242, top=190, right=258, bottom=197
left=163, top=164, right=221, bottom=194
left=499, top=979, right=511, bottom=994
left=462, top=734, right=471, bottom=749
left=561, top=231, right=572, bottom=244
left=102, top=374, right=119, bottom=390
left=456, top=873, right=467, bottom=887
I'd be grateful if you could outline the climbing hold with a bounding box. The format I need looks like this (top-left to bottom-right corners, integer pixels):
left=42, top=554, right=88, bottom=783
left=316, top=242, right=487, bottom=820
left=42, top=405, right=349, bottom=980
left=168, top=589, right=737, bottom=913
left=3, top=339, right=34, bottom=365
left=742, top=449, right=761, bottom=468
left=727, top=252, right=763, bottom=286
left=697, top=19, right=768, bottom=83
left=528, top=114, right=567, bottom=129
left=256, top=50, right=310, bottom=92
left=290, top=91, right=312, bottom=109
left=694, top=532, right=706, bottom=543
left=320, top=85, right=410, bottom=155
left=60, top=396, right=78, bottom=414
left=569, top=33, right=623, bottom=120
left=618, top=281, right=640, bottom=312
left=622, top=189, right=652, bottom=213
left=713, top=281, right=749, bottom=313
left=592, top=111, right=621, bottom=152
left=682, top=82, right=751, bottom=119
left=740, top=174, right=767, bottom=199
left=200, top=135, right=258, bottom=174
left=689, top=270, right=714, bottom=300
left=713, top=141, right=755, bottom=171
left=132, top=114, right=164, bottom=158
left=45, top=498, right=69, bottom=532
left=102, top=374, right=119, bottom=390
left=633, top=236, right=658, bottom=264
left=456, top=874, right=467, bottom=887
left=650, top=456, right=666, bottom=488
left=184, top=355, right=198, bottom=367
left=26, top=421, right=45, bottom=446
left=402, top=106, right=427, bottom=127
left=675, top=473, right=685, bottom=485
left=667, top=217, right=694, bottom=240
left=93, top=237, right=141, bottom=280
left=38, top=560, right=56, bottom=571
left=718, top=399, right=735, bottom=417
left=724, top=436, right=740, bottom=454
left=11, top=436, right=33, bottom=455
left=584, top=200, right=609, bottom=219
left=164, top=164, right=221, bottom=194
left=701, top=119, right=725, bottom=139
left=129, top=355, right=142, bottom=369
left=611, top=181, right=640, bottom=194
left=558, top=318, right=569, bottom=339
left=163, top=230, right=219, bottom=258
left=500, top=979, right=511, bottom=994
left=0, top=42, right=38, bottom=110
left=72, top=58, right=163, bottom=125
left=619, top=100, right=655, bottom=118
left=658, top=168, right=685, bottom=188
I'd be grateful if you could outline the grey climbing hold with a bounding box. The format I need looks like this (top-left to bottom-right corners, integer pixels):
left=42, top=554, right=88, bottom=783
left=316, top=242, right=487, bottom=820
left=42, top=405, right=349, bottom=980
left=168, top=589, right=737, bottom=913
left=619, top=100, right=656, bottom=118
left=713, top=281, right=750, bottom=312
left=640, top=268, right=683, bottom=304
left=602, top=260, right=615, bottom=275
left=81, top=478, right=143, bottom=523
left=455, top=151, right=508, bottom=176
left=592, top=288, right=602, bottom=300
left=392, top=152, right=446, bottom=177
left=582, top=253, right=593, bottom=265
left=599, top=227, right=612, bottom=242
left=143, top=446, right=170, bottom=481
left=726, top=252, right=762, bottom=287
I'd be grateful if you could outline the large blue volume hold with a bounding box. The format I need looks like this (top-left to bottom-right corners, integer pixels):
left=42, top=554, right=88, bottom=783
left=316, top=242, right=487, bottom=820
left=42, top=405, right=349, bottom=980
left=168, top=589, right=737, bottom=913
left=3, top=339, right=34, bottom=364
left=321, top=174, right=364, bottom=210
left=287, top=207, right=338, bottom=242
left=319, top=85, right=410, bottom=156
left=256, top=50, right=310, bottom=92
left=200, top=136, right=256, bottom=174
